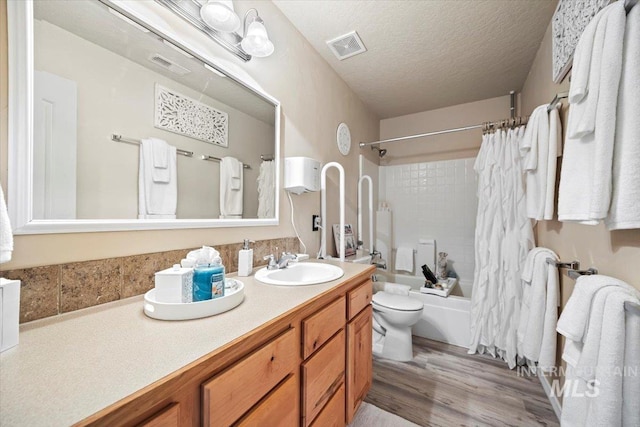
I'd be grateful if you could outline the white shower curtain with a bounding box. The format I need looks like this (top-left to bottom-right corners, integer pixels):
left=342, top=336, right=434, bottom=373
left=468, top=127, right=534, bottom=368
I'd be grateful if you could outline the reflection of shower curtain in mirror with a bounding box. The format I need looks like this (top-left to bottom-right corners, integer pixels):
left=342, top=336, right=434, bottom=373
left=468, top=127, right=534, bottom=368
left=257, top=161, right=275, bottom=218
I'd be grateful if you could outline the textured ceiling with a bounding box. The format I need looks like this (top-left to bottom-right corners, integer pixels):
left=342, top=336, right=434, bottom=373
left=273, top=0, right=558, bottom=119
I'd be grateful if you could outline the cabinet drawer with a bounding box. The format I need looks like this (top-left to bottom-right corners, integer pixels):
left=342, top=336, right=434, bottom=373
left=302, top=297, right=346, bottom=359
left=302, top=329, right=345, bottom=427
left=236, top=375, right=298, bottom=427
left=202, top=328, right=297, bottom=427
left=139, top=403, right=180, bottom=427
left=309, top=383, right=345, bottom=427
left=347, top=280, right=372, bottom=320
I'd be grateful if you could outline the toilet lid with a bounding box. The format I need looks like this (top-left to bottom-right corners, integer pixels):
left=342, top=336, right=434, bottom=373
left=372, top=292, right=423, bottom=311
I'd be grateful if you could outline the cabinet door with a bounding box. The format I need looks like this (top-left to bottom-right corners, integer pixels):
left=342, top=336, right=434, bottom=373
left=301, top=330, right=345, bottom=427
left=346, top=307, right=372, bottom=424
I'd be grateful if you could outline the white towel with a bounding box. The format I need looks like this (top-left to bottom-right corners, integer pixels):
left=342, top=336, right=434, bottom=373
left=0, top=183, right=13, bottom=264
left=544, top=105, right=562, bottom=220
left=558, top=2, right=626, bottom=224
left=219, top=157, right=243, bottom=218
left=623, top=302, right=640, bottom=426
left=575, top=287, right=631, bottom=381
left=394, top=247, right=414, bottom=273
left=257, top=160, right=275, bottom=218
left=522, top=106, right=549, bottom=220
left=517, top=248, right=559, bottom=369
left=143, top=138, right=171, bottom=183
left=138, top=140, right=177, bottom=219
left=557, top=274, right=636, bottom=343
left=607, top=4, right=640, bottom=230
left=383, top=283, right=411, bottom=296
left=152, top=139, right=168, bottom=169
left=588, top=292, right=640, bottom=427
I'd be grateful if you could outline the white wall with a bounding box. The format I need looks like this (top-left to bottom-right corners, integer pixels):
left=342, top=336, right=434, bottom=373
left=379, top=158, right=478, bottom=283
left=34, top=19, right=274, bottom=219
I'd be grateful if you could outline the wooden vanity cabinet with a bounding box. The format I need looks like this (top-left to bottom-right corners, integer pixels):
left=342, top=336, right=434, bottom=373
left=77, top=268, right=374, bottom=427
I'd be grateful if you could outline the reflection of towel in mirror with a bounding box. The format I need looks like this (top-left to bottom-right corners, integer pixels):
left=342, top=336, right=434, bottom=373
left=138, top=139, right=177, bottom=219
left=220, top=157, right=243, bottom=218
left=257, top=160, right=275, bottom=218
left=0, top=182, right=13, bottom=263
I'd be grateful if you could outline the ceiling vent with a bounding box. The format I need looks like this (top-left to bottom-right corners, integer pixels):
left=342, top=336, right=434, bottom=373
left=148, top=53, right=191, bottom=76
left=326, top=31, right=367, bottom=60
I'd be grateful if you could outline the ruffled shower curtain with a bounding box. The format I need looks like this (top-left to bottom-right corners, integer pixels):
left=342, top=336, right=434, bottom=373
left=468, top=127, right=534, bottom=368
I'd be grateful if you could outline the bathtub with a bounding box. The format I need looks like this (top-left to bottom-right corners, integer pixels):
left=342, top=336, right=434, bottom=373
left=373, top=272, right=471, bottom=348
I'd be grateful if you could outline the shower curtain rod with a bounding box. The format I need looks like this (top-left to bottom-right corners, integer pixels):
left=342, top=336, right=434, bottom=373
left=359, top=91, right=569, bottom=148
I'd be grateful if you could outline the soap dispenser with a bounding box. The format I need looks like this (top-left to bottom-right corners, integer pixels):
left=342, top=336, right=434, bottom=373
left=238, top=239, right=254, bottom=277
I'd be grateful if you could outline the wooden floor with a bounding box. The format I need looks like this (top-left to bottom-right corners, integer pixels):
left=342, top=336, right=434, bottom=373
left=365, top=336, right=560, bottom=427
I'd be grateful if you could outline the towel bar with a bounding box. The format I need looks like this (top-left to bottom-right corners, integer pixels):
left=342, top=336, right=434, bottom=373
left=201, top=155, right=251, bottom=169
left=546, top=258, right=579, bottom=270
left=112, top=134, right=193, bottom=157
left=567, top=267, right=598, bottom=280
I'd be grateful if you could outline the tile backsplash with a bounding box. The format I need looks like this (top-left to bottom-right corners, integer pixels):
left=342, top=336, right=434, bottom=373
left=1, top=237, right=298, bottom=323
left=379, top=158, right=478, bottom=283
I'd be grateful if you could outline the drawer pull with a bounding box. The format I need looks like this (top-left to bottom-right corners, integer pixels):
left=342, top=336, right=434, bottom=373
left=271, top=355, right=275, bottom=361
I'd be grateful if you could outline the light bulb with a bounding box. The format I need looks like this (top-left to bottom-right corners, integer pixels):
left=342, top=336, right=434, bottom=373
left=199, top=0, right=240, bottom=33
left=241, top=20, right=274, bottom=57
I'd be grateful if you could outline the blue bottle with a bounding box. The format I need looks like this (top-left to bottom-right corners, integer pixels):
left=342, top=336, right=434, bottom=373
left=192, top=263, right=225, bottom=301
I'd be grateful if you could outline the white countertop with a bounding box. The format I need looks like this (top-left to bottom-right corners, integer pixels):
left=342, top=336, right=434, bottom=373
left=0, top=261, right=371, bottom=426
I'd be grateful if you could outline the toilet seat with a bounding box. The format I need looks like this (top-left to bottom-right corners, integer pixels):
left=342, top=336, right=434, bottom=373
left=372, top=292, right=423, bottom=311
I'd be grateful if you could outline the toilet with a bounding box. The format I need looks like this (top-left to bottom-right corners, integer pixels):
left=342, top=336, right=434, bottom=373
left=371, top=291, right=424, bottom=362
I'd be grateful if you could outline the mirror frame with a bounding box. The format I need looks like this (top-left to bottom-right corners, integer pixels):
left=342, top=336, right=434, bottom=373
left=7, top=0, right=280, bottom=234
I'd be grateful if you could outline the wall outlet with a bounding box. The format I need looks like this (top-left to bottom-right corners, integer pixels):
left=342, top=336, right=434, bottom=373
left=312, top=215, right=321, bottom=231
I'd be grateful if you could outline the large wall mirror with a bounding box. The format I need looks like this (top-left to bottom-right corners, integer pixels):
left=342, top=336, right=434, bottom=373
left=7, top=0, right=280, bottom=234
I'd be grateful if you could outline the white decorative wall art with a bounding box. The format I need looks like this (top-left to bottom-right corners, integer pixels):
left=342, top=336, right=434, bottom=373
left=552, top=0, right=611, bottom=83
left=154, top=84, right=228, bottom=146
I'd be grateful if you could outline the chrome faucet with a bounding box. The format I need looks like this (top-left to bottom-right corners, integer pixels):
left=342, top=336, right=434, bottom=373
left=263, top=252, right=297, bottom=270
left=277, top=252, right=297, bottom=269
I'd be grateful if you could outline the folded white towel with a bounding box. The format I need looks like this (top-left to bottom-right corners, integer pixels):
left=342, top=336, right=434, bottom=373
left=142, top=138, right=171, bottom=183
left=588, top=292, right=640, bottom=427
left=0, top=183, right=13, bottom=264
left=557, top=275, right=636, bottom=342
left=220, top=157, right=243, bottom=218
left=384, top=283, right=411, bottom=296
left=522, top=106, right=550, bottom=220
left=139, top=140, right=177, bottom=218
left=517, top=248, right=559, bottom=368
left=558, top=2, right=626, bottom=224
left=575, top=287, right=631, bottom=381
left=568, top=6, right=609, bottom=104
left=623, top=300, right=640, bottom=426
left=151, top=138, right=168, bottom=169
left=607, top=4, right=640, bottom=230
left=394, top=247, right=414, bottom=273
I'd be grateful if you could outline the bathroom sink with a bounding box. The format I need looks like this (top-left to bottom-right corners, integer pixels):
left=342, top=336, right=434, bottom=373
left=255, top=262, right=344, bottom=286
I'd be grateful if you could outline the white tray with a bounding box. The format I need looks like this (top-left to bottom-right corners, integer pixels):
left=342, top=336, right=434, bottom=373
left=143, top=279, right=245, bottom=321
left=419, top=278, right=458, bottom=298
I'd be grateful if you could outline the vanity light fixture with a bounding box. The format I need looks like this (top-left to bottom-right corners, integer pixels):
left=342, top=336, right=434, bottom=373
left=200, top=1, right=274, bottom=58
left=156, top=0, right=273, bottom=61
